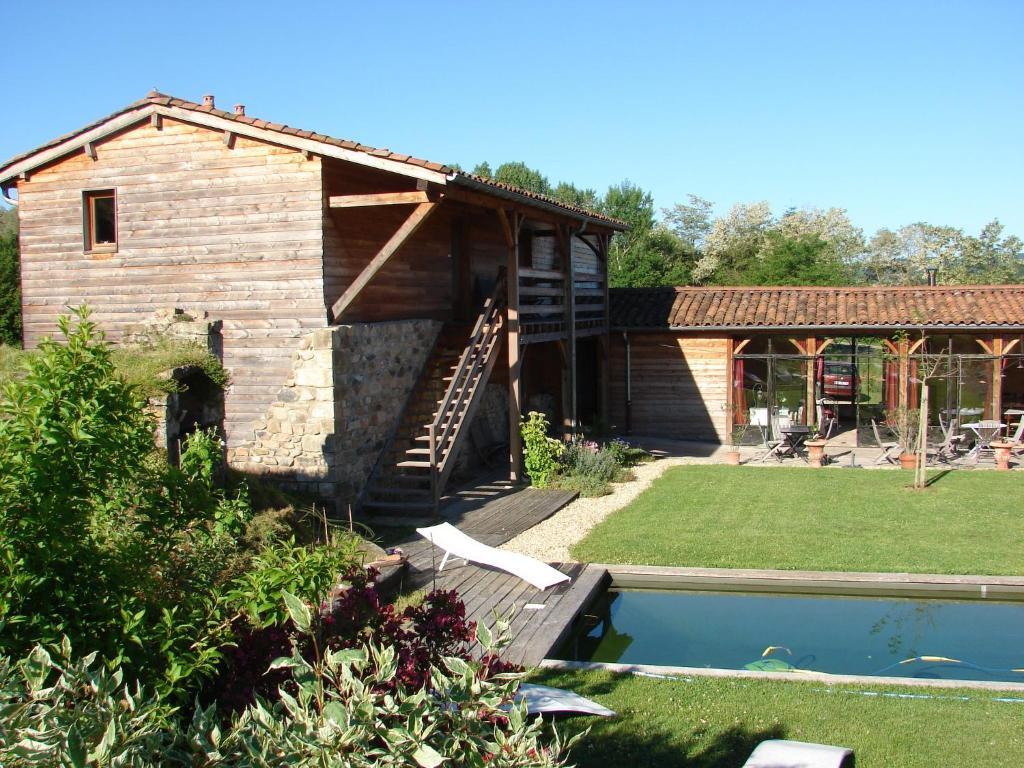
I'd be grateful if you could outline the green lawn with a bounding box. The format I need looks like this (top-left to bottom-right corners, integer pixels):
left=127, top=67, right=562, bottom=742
left=537, top=669, right=1024, bottom=767
left=571, top=465, right=1024, bottom=575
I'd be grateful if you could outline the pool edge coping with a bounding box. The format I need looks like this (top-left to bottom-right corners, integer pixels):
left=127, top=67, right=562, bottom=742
left=596, top=564, right=1024, bottom=600
left=538, top=658, right=1024, bottom=693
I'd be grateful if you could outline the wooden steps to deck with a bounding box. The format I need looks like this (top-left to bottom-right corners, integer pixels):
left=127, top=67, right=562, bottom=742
left=360, top=276, right=507, bottom=517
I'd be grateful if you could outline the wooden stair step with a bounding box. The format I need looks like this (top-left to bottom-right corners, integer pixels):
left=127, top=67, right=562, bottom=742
left=396, top=459, right=432, bottom=468
left=362, top=500, right=434, bottom=511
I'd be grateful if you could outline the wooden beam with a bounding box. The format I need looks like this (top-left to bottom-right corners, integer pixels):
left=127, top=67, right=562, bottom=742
left=992, top=337, right=1004, bottom=419
left=726, top=337, right=735, bottom=439
left=575, top=232, right=602, bottom=260
left=83, top=142, right=97, bottom=161
left=507, top=211, right=524, bottom=481
left=976, top=338, right=994, bottom=355
left=563, top=225, right=578, bottom=432
left=150, top=113, right=162, bottom=130
left=223, top=131, right=236, bottom=149
left=496, top=208, right=515, bottom=248
left=734, top=338, right=753, bottom=354
left=1005, top=338, right=1021, bottom=354
left=329, top=191, right=431, bottom=208
left=806, top=335, right=816, bottom=428
left=330, top=201, right=438, bottom=319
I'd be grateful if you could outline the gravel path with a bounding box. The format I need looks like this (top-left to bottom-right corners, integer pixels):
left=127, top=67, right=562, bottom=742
left=500, top=445, right=730, bottom=563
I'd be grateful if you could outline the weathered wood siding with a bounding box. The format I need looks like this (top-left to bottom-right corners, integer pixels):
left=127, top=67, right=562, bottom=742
left=609, top=332, right=729, bottom=442
left=16, top=119, right=327, bottom=446
left=322, top=160, right=454, bottom=322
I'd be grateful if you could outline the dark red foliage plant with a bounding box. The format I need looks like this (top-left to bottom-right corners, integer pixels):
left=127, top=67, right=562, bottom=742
left=208, top=564, right=521, bottom=713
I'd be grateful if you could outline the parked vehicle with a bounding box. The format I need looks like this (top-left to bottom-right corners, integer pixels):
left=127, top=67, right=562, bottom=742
left=823, top=361, right=860, bottom=399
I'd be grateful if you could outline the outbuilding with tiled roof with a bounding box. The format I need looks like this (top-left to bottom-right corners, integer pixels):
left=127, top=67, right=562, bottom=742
left=607, top=285, right=1024, bottom=445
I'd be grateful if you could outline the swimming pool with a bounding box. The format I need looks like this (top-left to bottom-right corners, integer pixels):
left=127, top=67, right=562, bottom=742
left=556, top=587, right=1024, bottom=683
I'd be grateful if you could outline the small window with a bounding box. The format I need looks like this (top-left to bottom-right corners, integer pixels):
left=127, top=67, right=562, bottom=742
left=83, top=190, right=117, bottom=251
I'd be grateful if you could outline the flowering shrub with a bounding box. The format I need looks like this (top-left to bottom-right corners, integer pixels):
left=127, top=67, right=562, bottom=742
left=555, top=435, right=649, bottom=497
left=520, top=411, right=564, bottom=488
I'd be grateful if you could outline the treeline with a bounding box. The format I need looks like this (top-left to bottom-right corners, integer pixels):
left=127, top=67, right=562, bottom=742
left=460, top=161, right=1024, bottom=288
left=0, top=207, right=19, bottom=345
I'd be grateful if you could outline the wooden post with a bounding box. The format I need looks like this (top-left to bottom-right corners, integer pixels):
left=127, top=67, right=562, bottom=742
left=560, top=225, right=577, bottom=433
left=502, top=210, right=524, bottom=482
left=898, top=337, right=910, bottom=410
left=806, top=335, right=816, bottom=428
left=725, top=337, right=735, bottom=441
left=598, top=333, right=610, bottom=433
left=993, top=337, right=1004, bottom=421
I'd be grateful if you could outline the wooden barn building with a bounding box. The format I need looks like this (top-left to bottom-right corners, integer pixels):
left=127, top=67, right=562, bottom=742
left=0, top=92, right=624, bottom=514
left=610, top=285, right=1024, bottom=446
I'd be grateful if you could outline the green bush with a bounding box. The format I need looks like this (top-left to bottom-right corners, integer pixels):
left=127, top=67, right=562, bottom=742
left=0, top=307, right=357, bottom=698
left=0, top=229, right=19, bottom=347
left=520, top=411, right=564, bottom=488
left=1, top=622, right=579, bottom=767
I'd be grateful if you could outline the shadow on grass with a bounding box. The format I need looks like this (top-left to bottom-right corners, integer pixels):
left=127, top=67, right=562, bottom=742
left=542, top=672, right=787, bottom=768
left=561, top=717, right=786, bottom=768
left=924, top=469, right=953, bottom=488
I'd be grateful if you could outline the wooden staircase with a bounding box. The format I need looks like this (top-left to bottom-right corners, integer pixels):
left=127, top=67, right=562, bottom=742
left=360, top=275, right=507, bottom=518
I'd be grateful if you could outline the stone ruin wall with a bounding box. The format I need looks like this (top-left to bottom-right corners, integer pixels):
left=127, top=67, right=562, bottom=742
left=227, top=319, right=441, bottom=509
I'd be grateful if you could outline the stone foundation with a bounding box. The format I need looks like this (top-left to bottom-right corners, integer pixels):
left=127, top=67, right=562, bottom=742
left=228, top=319, right=441, bottom=508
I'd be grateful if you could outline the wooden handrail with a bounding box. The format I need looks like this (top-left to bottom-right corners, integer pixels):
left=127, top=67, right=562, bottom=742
left=429, top=273, right=507, bottom=505
left=519, top=267, right=565, bottom=280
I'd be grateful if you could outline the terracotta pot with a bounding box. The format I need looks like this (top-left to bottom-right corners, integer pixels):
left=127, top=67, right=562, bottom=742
left=898, top=452, right=917, bottom=470
left=805, top=439, right=827, bottom=468
left=991, top=441, right=1013, bottom=471
left=725, top=449, right=741, bottom=466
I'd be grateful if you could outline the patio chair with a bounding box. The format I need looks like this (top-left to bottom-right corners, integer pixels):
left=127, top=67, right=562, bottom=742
left=1007, top=417, right=1024, bottom=460
left=743, top=739, right=854, bottom=768
left=416, top=522, right=570, bottom=590
left=758, top=412, right=792, bottom=463
left=816, top=399, right=838, bottom=439
left=870, top=419, right=900, bottom=465
left=933, top=417, right=965, bottom=463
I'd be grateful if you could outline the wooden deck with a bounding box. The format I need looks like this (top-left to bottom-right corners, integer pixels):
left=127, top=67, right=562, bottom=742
left=385, top=480, right=608, bottom=666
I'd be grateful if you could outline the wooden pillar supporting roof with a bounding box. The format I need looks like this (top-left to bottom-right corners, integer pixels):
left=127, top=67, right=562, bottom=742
left=501, top=209, right=525, bottom=482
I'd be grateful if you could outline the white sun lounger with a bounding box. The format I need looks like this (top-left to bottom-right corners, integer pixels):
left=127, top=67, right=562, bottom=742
left=743, top=739, right=854, bottom=768
left=416, top=522, right=570, bottom=590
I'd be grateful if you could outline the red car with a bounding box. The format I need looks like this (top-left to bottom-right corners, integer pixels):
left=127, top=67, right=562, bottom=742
left=823, top=362, right=860, bottom=399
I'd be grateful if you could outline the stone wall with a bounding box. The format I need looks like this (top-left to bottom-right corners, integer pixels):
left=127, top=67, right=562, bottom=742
left=228, top=319, right=441, bottom=508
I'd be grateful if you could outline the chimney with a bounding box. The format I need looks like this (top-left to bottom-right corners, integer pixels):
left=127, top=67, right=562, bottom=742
left=926, top=267, right=938, bottom=286
left=234, top=104, right=245, bottom=116
left=202, top=94, right=215, bottom=108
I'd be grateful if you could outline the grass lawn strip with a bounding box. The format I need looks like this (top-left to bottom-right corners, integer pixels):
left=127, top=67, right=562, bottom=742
left=536, top=669, right=1024, bottom=768
left=571, top=465, right=1024, bottom=575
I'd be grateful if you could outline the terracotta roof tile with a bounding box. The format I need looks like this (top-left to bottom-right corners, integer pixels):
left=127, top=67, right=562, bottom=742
left=611, top=285, right=1024, bottom=330
left=0, top=91, right=625, bottom=228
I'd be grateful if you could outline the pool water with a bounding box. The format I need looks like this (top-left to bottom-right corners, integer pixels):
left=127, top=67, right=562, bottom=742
left=557, top=589, right=1024, bottom=683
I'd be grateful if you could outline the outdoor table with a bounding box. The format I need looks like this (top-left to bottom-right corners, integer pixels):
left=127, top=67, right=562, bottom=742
left=764, top=424, right=811, bottom=462
left=962, top=420, right=1005, bottom=462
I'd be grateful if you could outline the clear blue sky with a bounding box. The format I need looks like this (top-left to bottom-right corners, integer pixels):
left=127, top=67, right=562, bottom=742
left=3, top=1, right=1022, bottom=239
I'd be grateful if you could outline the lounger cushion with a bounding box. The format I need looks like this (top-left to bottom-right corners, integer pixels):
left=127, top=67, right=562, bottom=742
left=416, top=523, right=571, bottom=590
left=743, top=739, right=855, bottom=768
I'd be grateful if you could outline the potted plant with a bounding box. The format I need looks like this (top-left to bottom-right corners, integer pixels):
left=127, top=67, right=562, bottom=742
left=991, top=440, right=1014, bottom=471
left=805, top=431, right=828, bottom=468
left=885, top=406, right=921, bottom=471
left=724, top=439, right=742, bottom=466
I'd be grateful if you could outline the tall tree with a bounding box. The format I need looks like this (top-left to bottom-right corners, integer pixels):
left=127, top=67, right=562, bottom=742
left=470, top=161, right=493, bottom=179
left=493, top=162, right=550, bottom=195
left=0, top=207, right=21, bottom=346
left=742, top=233, right=850, bottom=285
left=662, top=194, right=714, bottom=249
